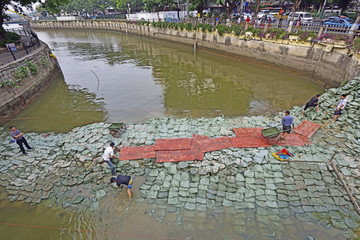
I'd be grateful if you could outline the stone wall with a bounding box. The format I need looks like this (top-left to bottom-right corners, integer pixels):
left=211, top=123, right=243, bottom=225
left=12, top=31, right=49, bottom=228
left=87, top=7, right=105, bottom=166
left=0, top=43, right=61, bottom=121
left=30, top=21, right=360, bottom=86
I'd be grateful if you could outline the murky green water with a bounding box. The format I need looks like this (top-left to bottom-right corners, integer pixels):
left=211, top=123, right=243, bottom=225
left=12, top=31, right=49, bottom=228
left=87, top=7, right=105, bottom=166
left=2, top=29, right=323, bottom=133
left=0, top=184, right=346, bottom=240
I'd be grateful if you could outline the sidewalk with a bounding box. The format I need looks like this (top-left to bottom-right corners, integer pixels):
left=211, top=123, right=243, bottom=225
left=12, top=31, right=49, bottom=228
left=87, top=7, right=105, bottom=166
left=0, top=35, right=40, bottom=67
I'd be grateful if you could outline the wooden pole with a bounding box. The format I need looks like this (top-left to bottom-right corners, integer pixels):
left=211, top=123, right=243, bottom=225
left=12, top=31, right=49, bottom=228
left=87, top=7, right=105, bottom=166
left=329, top=153, right=360, bottom=215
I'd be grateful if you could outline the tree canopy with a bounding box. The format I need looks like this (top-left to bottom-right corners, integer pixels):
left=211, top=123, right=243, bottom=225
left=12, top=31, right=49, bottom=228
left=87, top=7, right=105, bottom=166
left=63, top=0, right=119, bottom=15
left=1, top=0, right=70, bottom=39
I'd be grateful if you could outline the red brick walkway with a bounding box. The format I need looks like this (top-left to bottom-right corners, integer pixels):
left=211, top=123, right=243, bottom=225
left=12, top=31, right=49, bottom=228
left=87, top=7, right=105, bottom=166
left=118, top=121, right=320, bottom=162
left=293, top=120, right=321, bottom=138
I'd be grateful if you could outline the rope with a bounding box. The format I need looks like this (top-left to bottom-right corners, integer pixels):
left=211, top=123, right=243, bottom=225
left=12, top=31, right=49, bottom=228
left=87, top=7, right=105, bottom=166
left=0, top=222, right=186, bottom=240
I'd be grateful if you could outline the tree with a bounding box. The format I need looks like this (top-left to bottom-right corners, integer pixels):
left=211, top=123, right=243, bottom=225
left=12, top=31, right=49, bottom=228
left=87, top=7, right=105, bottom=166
left=254, top=0, right=260, bottom=19
left=350, top=12, right=360, bottom=34
left=337, top=0, right=351, bottom=11
left=116, top=0, right=143, bottom=13
left=0, top=0, right=70, bottom=40
left=189, top=0, right=215, bottom=18
left=219, top=0, right=240, bottom=21
left=140, top=0, right=176, bottom=20
left=288, top=0, right=302, bottom=31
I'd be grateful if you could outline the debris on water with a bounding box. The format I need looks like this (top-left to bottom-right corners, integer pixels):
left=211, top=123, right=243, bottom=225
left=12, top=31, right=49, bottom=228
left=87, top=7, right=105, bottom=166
left=265, top=232, right=276, bottom=237
left=145, top=209, right=155, bottom=216
left=156, top=216, right=164, bottom=223
left=185, top=236, right=192, bottom=240
left=306, top=235, right=317, bottom=240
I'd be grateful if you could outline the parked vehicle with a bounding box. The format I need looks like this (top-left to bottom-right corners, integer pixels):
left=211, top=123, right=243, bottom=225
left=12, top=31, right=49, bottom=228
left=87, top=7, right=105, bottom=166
left=242, top=13, right=253, bottom=20
left=322, top=16, right=351, bottom=23
left=267, top=14, right=277, bottom=23
left=288, top=12, right=313, bottom=24
left=324, top=18, right=357, bottom=28
left=257, top=10, right=270, bottom=19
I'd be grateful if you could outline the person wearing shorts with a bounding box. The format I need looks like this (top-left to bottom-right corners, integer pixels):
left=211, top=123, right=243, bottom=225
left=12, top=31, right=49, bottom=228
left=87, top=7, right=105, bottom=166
left=302, top=94, right=320, bottom=115
left=110, top=175, right=133, bottom=200
left=333, top=94, right=347, bottom=123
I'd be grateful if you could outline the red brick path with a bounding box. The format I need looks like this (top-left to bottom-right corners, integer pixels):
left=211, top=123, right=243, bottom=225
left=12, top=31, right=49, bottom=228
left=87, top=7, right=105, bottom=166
left=154, top=138, right=191, bottom=151
left=293, top=120, right=321, bottom=138
left=118, top=121, right=319, bottom=162
left=119, top=145, right=156, bottom=161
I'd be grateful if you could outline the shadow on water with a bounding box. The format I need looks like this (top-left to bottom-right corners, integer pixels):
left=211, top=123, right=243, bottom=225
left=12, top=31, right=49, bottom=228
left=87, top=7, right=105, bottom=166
left=3, top=29, right=324, bottom=132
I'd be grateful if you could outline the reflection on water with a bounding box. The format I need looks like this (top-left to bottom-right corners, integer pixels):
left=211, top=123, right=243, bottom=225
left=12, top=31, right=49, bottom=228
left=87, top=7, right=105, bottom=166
left=2, top=74, right=106, bottom=133
left=3, top=29, right=323, bottom=132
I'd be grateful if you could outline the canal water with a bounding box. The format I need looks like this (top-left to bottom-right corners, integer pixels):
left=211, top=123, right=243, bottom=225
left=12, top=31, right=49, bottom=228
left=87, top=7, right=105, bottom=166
left=0, top=30, right=344, bottom=240
left=3, top=29, right=323, bottom=133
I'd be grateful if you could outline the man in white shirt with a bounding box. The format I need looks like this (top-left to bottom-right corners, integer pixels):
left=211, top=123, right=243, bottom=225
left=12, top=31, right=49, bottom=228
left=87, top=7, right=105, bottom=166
left=333, top=94, right=347, bottom=123
left=102, top=142, right=116, bottom=175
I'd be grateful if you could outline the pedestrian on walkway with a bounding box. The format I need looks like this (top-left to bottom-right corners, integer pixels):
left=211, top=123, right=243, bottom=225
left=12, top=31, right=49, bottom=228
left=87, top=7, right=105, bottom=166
left=9, top=126, right=33, bottom=155
left=102, top=142, right=116, bottom=175
left=281, top=110, right=295, bottom=134
left=302, top=94, right=320, bottom=115
left=333, top=94, right=347, bottom=123
left=110, top=175, right=133, bottom=200
left=278, top=15, right=283, bottom=28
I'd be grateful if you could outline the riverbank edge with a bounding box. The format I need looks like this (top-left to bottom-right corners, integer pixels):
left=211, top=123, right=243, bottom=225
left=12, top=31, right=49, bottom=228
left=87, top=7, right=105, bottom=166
left=0, top=43, right=61, bottom=122
left=30, top=20, right=360, bottom=86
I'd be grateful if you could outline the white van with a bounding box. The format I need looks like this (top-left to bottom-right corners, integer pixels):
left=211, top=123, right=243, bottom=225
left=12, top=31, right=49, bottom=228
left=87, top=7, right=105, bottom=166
left=289, top=12, right=313, bottom=24
left=257, top=10, right=270, bottom=19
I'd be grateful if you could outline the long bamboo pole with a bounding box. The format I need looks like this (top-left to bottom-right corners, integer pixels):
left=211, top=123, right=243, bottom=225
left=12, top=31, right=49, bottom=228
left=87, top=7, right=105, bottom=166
left=329, top=153, right=360, bottom=215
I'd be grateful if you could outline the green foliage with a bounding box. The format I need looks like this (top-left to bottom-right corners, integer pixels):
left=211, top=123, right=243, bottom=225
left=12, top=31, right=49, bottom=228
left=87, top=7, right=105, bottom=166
left=231, top=25, right=244, bottom=36
left=216, top=25, right=230, bottom=36
left=152, top=21, right=169, bottom=28
left=0, top=79, right=18, bottom=88
left=246, top=27, right=264, bottom=37
left=137, top=20, right=150, bottom=26
left=185, top=23, right=193, bottom=31
left=193, top=23, right=203, bottom=31
left=1, top=0, right=69, bottom=37
left=41, top=55, right=49, bottom=67
left=13, top=66, right=29, bottom=81
left=168, top=22, right=178, bottom=30
left=0, top=32, right=21, bottom=47
left=26, top=61, right=39, bottom=75
left=6, top=32, right=21, bottom=41
left=262, top=28, right=287, bottom=40
left=202, top=24, right=213, bottom=33
left=178, top=22, right=185, bottom=30
left=351, top=37, right=360, bottom=53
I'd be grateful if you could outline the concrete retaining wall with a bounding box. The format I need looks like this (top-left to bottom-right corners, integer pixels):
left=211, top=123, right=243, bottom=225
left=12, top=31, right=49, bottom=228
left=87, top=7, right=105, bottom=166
left=30, top=21, right=360, bottom=86
left=0, top=43, right=61, bottom=121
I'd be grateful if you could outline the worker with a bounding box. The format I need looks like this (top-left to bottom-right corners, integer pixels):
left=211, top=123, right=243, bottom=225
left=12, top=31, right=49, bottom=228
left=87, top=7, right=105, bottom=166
left=102, top=142, right=116, bottom=175
left=281, top=110, right=295, bottom=134
left=110, top=175, right=133, bottom=200
left=333, top=94, right=347, bottom=123
left=9, top=126, right=33, bottom=155
left=302, top=94, right=320, bottom=115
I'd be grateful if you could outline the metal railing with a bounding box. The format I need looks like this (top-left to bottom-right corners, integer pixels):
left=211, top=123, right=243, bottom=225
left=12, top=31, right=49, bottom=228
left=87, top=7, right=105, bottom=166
left=0, top=27, right=41, bottom=66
